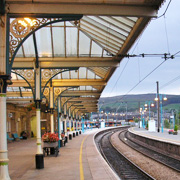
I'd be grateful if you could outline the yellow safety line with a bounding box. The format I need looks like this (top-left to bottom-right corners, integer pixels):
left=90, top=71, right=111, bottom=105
left=79, top=135, right=88, bottom=180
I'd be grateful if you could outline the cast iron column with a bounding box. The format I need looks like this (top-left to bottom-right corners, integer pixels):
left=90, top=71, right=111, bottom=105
left=0, top=12, right=11, bottom=179
left=35, top=67, right=44, bottom=169
left=50, top=80, right=54, bottom=133
left=157, top=81, right=160, bottom=132
left=64, top=103, right=68, bottom=143
left=68, top=108, right=71, bottom=131
left=0, top=76, right=11, bottom=180
left=57, top=96, right=62, bottom=148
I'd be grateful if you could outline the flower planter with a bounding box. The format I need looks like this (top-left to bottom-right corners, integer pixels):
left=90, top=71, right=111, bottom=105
left=43, top=142, right=59, bottom=157
left=43, top=141, right=58, bottom=148
left=173, top=131, right=178, bottom=135
left=169, top=132, right=173, bottom=134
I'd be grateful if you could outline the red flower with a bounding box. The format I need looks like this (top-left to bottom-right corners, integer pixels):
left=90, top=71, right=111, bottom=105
left=42, top=132, right=59, bottom=142
left=168, top=129, right=174, bottom=132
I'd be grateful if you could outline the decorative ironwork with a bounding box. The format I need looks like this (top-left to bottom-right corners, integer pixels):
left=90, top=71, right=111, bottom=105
left=41, top=69, right=65, bottom=80
left=67, top=102, right=74, bottom=110
left=54, top=87, right=70, bottom=108
left=54, top=88, right=61, bottom=96
left=14, top=69, right=34, bottom=80
left=13, top=69, right=34, bottom=89
left=9, top=18, right=58, bottom=56
left=54, top=87, right=62, bottom=105
left=43, top=87, right=49, bottom=101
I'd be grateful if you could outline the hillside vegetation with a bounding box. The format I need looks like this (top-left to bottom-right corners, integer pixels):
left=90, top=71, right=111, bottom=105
left=99, top=94, right=180, bottom=113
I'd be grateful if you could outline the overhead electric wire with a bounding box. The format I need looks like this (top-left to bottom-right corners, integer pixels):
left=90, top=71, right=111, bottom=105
left=100, top=59, right=167, bottom=107
left=163, top=17, right=170, bottom=53
left=118, top=60, right=166, bottom=99
left=105, top=50, right=180, bottom=108
left=155, top=0, right=172, bottom=19
left=99, top=0, right=175, bottom=110
left=160, top=75, right=180, bottom=90
left=108, top=58, right=130, bottom=98
left=107, top=34, right=143, bottom=98
left=150, top=50, right=180, bottom=94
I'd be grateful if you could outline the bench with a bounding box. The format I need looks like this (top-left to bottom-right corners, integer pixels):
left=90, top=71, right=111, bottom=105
left=12, top=133, right=23, bottom=141
left=7, top=133, right=14, bottom=142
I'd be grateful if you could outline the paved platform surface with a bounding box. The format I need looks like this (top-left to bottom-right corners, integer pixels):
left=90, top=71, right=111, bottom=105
left=8, top=129, right=118, bottom=180
left=129, top=127, right=180, bottom=145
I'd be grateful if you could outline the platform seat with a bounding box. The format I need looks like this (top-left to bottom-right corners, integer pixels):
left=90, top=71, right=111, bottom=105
left=12, top=133, right=23, bottom=141
left=7, top=133, right=14, bottom=142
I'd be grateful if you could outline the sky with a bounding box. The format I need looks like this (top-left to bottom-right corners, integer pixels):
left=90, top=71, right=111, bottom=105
left=101, top=0, right=180, bottom=97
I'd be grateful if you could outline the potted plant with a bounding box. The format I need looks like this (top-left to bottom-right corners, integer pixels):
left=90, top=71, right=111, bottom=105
left=168, top=129, right=174, bottom=134
left=42, top=132, right=59, bottom=147
left=27, top=103, right=36, bottom=111
left=173, top=125, right=178, bottom=135
left=61, top=133, right=65, bottom=139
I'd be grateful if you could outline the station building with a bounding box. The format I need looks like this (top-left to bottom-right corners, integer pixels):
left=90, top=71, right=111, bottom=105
left=0, top=1, right=165, bottom=179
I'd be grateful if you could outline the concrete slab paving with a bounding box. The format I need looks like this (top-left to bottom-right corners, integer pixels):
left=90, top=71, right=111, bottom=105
left=7, top=128, right=119, bottom=180
left=130, top=127, right=180, bottom=145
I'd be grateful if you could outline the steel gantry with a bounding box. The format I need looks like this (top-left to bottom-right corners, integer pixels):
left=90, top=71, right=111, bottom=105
left=0, top=0, right=165, bottom=179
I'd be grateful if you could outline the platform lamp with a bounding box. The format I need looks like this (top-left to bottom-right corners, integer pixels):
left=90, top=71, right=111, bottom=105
left=144, top=101, right=155, bottom=122
left=139, top=107, right=142, bottom=128
left=116, top=113, right=118, bottom=126
left=101, top=110, right=104, bottom=122
left=140, top=106, right=146, bottom=128
left=155, top=94, right=167, bottom=133
left=108, top=112, right=110, bottom=127
left=113, top=112, right=115, bottom=126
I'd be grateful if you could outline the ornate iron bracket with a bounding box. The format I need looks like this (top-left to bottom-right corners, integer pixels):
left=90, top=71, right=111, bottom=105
left=0, top=74, right=12, bottom=93
left=7, top=14, right=83, bottom=74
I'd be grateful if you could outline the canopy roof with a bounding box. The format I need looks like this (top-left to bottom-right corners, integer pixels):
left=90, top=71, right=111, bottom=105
left=6, top=0, right=165, bottom=116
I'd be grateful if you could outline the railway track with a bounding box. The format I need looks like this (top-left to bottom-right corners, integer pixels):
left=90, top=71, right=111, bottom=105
left=119, top=130, right=180, bottom=173
left=95, top=128, right=154, bottom=180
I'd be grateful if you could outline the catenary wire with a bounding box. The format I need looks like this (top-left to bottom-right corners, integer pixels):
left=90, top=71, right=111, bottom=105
left=101, top=50, right=180, bottom=108
left=107, top=34, right=143, bottom=98
left=155, top=0, right=172, bottom=19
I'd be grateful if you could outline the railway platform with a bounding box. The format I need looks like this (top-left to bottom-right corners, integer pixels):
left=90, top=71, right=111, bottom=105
left=129, top=127, right=180, bottom=145
left=8, top=128, right=118, bottom=180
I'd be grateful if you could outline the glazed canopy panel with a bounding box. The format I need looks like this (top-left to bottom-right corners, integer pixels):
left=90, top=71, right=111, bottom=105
left=6, top=0, right=164, bottom=6
left=6, top=0, right=165, bottom=114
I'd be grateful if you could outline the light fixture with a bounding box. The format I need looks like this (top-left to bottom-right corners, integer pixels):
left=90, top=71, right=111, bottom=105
left=144, top=104, right=148, bottom=107
left=18, top=18, right=36, bottom=27
left=151, top=103, right=155, bottom=107
left=163, top=96, right=167, bottom=101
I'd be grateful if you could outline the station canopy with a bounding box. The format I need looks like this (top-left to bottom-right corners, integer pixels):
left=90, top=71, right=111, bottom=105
left=6, top=0, right=164, bottom=115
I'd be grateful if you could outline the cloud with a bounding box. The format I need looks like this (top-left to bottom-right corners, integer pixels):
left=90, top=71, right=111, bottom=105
left=102, top=0, right=180, bottom=97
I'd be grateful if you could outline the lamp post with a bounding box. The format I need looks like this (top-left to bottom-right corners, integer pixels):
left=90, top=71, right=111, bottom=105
left=170, top=109, right=175, bottom=130
left=105, top=112, right=110, bottom=127
left=155, top=94, right=167, bottom=133
left=105, top=112, right=107, bottom=127
left=98, top=101, right=104, bottom=128
left=139, top=107, right=143, bottom=128
left=140, top=106, right=146, bottom=128
left=112, top=113, right=115, bottom=126
left=144, top=101, right=154, bottom=121
left=116, top=113, right=118, bottom=126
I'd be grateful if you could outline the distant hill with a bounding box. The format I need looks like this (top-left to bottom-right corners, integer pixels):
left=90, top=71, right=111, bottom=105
left=99, top=94, right=180, bottom=113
